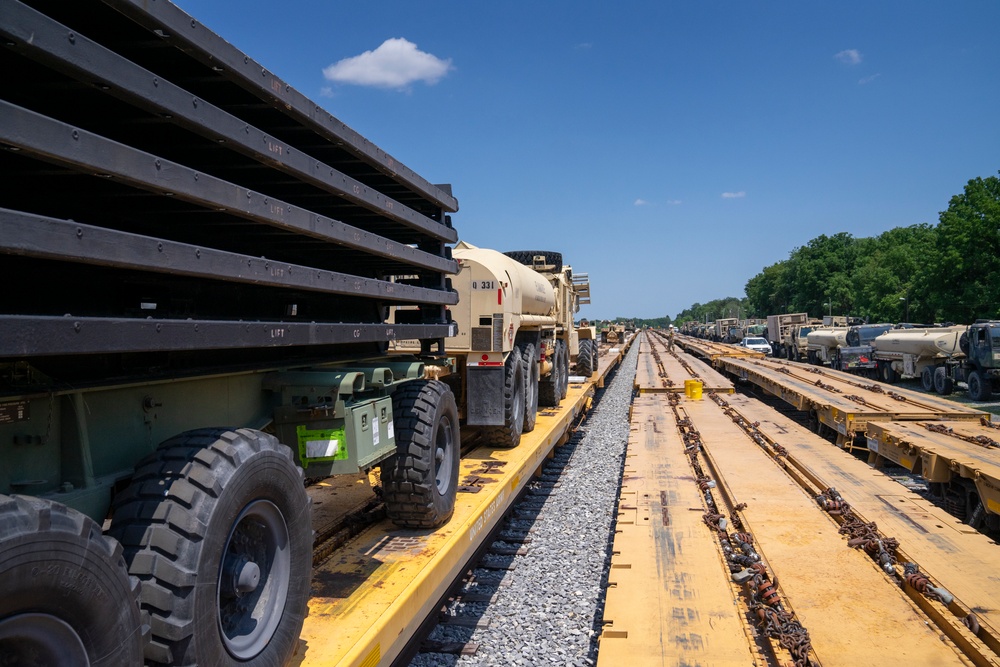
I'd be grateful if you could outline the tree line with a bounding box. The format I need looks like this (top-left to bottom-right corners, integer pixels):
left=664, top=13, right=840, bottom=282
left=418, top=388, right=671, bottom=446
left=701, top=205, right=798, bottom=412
left=671, top=172, right=1000, bottom=326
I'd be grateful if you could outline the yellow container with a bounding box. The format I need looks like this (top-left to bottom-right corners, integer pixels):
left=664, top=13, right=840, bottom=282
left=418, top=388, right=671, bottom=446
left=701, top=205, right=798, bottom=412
left=684, top=379, right=696, bottom=398
left=689, top=380, right=703, bottom=400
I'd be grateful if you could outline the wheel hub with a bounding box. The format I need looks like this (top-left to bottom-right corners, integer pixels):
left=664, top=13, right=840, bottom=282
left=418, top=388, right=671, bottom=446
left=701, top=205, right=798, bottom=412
left=223, top=555, right=262, bottom=596
left=434, top=416, right=455, bottom=495
left=217, top=499, right=291, bottom=660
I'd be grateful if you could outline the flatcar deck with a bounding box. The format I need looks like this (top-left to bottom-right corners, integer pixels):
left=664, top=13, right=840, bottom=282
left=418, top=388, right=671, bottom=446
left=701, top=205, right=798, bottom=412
left=600, top=335, right=1000, bottom=666
left=867, top=419, right=1000, bottom=519
left=675, top=335, right=766, bottom=361
left=715, top=355, right=988, bottom=446
left=634, top=330, right=734, bottom=394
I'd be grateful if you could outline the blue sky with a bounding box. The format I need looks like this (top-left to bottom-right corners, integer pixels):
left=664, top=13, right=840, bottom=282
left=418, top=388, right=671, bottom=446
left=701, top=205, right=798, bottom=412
left=175, top=1, right=999, bottom=320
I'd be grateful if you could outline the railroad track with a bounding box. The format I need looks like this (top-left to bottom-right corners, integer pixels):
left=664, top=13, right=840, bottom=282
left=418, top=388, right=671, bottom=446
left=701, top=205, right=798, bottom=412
left=600, top=334, right=1000, bottom=666
left=406, top=430, right=585, bottom=664
left=403, top=344, right=637, bottom=666
left=636, top=328, right=734, bottom=394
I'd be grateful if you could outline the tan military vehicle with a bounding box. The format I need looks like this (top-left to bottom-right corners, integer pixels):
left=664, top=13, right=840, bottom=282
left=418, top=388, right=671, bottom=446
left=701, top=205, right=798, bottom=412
left=393, top=243, right=593, bottom=448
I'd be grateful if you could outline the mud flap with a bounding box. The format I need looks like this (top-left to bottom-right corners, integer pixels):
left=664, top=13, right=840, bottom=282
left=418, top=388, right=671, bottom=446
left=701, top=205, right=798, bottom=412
left=467, top=366, right=505, bottom=425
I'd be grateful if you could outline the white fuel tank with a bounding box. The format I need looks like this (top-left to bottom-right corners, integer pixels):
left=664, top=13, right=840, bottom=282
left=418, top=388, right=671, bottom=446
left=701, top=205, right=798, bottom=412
left=807, top=327, right=848, bottom=348
left=871, top=326, right=965, bottom=358
left=452, top=242, right=555, bottom=317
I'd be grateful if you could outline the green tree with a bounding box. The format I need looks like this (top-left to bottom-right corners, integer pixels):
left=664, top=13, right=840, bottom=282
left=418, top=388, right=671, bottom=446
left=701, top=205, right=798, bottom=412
left=924, top=173, right=1000, bottom=322
left=745, top=262, right=790, bottom=316
left=854, top=224, right=936, bottom=322
left=785, top=232, right=863, bottom=317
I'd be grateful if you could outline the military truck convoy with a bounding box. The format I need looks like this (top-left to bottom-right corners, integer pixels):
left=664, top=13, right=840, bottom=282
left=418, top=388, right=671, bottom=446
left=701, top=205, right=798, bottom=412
left=0, top=2, right=595, bottom=665
left=841, top=322, right=1000, bottom=400
left=800, top=319, right=1000, bottom=402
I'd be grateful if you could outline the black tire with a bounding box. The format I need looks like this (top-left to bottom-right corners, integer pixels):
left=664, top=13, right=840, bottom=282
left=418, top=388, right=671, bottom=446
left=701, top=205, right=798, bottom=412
left=920, top=367, right=935, bottom=392
left=503, top=250, right=563, bottom=273
left=880, top=361, right=898, bottom=384
left=591, top=339, right=600, bottom=370
left=521, top=344, right=539, bottom=433
left=0, top=495, right=146, bottom=667
left=577, top=339, right=595, bottom=377
left=539, top=342, right=563, bottom=408
left=959, top=332, right=970, bottom=356
left=934, top=367, right=954, bottom=395
left=481, top=351, right=526, bottom=448
left=382, top=380, right=461, bottom=528
left=967, top=370, right=993, bottom=402
left=110, top=428, right=311, bottom=667
left=557, top=340, right=570, bottom=400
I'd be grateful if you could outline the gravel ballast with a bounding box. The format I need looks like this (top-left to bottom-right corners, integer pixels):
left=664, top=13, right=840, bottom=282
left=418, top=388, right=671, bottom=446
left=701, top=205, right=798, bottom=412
left=408, top=338, right=640, bottom=667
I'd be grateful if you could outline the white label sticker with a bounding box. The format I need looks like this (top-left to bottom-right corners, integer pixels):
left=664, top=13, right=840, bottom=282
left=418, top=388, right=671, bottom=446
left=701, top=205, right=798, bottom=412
left=471, top=280, right=497, bottom=290
left=306, top=439, right=339, bottom=458
left=372, top=422, right=380, bottom=446
left=387, top=420, right=395, bottom=440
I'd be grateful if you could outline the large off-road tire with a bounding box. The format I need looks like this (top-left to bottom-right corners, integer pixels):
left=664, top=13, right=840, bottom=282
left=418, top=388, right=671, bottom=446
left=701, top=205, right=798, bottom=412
left=577, top=339, right=595, bottom=377
left=109, top=428, right=312, bottom=667
left=382, top=380, right=460, bottom=528
left=934, top=367, right=955, bottom=395
left=967, top=370, right=993, bottom=402
left=0, top=495, right=147, bottom=667
left=481, top=351, right=526, bottom=448
left=521, top=344, right=539, bottom=433
left=921, top=367, right=935, bottom=392
left=539, top=343, right=563, bottom=408
left=503, top=250, right=563, bottom=273
left=591, top=339, right=600, bottom=371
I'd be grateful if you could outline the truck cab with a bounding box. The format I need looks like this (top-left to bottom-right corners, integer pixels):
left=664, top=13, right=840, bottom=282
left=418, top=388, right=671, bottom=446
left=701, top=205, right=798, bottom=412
left=962, top=321, right=1000, bottom=400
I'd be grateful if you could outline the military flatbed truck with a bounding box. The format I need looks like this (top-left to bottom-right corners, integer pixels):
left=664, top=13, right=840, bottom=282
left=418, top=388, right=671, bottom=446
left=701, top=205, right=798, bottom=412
left=0, top=1, right=462, bottom=665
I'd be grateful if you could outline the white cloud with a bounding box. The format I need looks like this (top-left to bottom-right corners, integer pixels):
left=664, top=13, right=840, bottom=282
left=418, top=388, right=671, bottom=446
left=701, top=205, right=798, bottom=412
left=667, top=199, right=682, bottom=205
left=634, top=198, right=649, bottom=206
left=323, top=38, right=453, bottom=89
left=859, top=73, right=881, bottom=85
left=721, top=191, right=746, bottom=199
left=835, top=49, right=862, bottom=65
left=319, top=86, right=334, bottom=98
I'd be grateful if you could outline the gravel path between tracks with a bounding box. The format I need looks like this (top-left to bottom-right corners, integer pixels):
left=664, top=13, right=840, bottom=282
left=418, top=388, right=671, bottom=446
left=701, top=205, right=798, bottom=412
left=408, top=339, right=639, bottom=667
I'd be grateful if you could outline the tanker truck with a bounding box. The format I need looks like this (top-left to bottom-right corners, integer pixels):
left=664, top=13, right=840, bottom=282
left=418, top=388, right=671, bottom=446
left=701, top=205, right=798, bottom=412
left=862, top=325, right=967, bottom=387
left=863, top=321, right=1000, bottom=400
left=832, top=323, right=893, bottom=376
left=0, top=2, right=463, bottom=665
left=393, top=245, right=595, bottom=449
left=806, top=326, right=849, bottom=365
